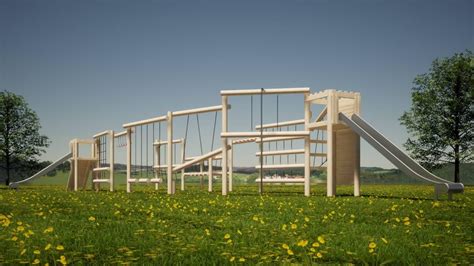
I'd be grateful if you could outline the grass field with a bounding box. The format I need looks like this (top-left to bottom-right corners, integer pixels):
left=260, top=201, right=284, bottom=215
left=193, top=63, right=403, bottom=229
left=0, top=184, right=473, bottom=265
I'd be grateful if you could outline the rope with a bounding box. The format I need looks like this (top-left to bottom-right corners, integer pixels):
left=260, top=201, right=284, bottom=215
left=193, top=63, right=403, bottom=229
left=196, top=114, right=203, bottom=155
left=183, top=115, right=190, bottom=160
left=210, top=111, right=217, bottom=151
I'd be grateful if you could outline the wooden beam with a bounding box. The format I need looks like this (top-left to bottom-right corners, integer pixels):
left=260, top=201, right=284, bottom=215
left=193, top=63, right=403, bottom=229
left=114, top=130, right=127, bottom=138
left=173, top=147, right=228, bottom=172
left=172, top=105, right=224, bottom=117
left=93, top=130, right=111, bottom=138
left=220, top=87, right=310, bottom=96
left=154, top=139, right=183, bottom=146
left=221, top=131, right=310, bottom=138
left=123, top=115, right=167, bottom=128
left=255, top=164, right=325, bottom=170
left=232, top=137, right=256, bottom=144
left=260, top=178, right=305, bottom=183
left=307, top=121, right=327, bottom=130
left=255, top=119, right=305, bottom=130
left=306, top=90, right=328, bottom=102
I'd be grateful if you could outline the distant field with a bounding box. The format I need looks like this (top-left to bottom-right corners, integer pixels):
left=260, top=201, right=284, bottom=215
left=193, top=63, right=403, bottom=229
left=0, top=184, right=472, bottom=264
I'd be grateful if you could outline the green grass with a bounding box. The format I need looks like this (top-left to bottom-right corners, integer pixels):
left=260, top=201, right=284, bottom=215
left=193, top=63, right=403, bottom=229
left=0, top=184, right=473, bottom=265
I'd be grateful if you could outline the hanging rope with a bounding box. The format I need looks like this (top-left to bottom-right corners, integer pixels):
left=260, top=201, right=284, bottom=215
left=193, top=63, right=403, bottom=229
left=196, top=114, right=203, bottom=155
left=210, top=111, right=218, bottom=151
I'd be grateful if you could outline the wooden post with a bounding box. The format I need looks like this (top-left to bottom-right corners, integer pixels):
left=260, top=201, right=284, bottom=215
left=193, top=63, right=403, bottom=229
left=304, top=93, right=311, bottom=197
left=229, top=143, right=233, bottom=192
left=126, top=128, right=132, bottom=193
left=154, top=143, right=159, bottom=190
left=353, top=93, right=361, bottom=196
left=181, top=141, right=185, bottom=191
left=110, top=130, right=115, bottom=192
left=167, top=111, right=174, bottom=195
left=221, top=95, right=228, bottom=195
left=208, top=158, right=213, bottom=192
left=74, top=140, right=79, bottom=191
left=326, top=90, right=337, bottom=197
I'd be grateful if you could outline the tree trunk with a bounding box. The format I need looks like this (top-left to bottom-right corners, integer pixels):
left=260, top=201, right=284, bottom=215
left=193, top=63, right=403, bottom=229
left=454, top=144, right=460, bottom=183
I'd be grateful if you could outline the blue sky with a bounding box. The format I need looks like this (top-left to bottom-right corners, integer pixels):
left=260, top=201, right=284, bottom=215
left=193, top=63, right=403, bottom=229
left=0, top=0, right=472, bottom=168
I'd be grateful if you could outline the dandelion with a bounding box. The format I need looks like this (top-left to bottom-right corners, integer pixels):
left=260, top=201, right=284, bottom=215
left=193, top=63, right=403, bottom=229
left=237, top=229, right=242, bottom=235
left=297, top=240, right=308, bottom=247
left=44, top=244, right=51, bottom=251
left=291, top=223, right=297, bottom=230
left=317, top=236, right=325, bottom=244
left=312, top=242, right=320, bottom=247
left=11, top=236, right=18, bottom=241
left=43, top=227, right=54, bottom=234
left=224, top=234, right=231, bottom=239
left=282, top=243, right=289, bottom=250
left=56, top=245, right=65, bottom=251
left=369, top=242, right=377, bottom=249
left=239, top=258, right=245, bottom=262
left=20, top=249, right=26, bottom=255
left=281, top=224, right=287, bottom=230
left=34, top=250, right=40, bottom=255
left=229, top=256, right=235, bottom=262
left=304, top=217, right=310, bottom=222
left=287, top=249, right=294, bottom=255
left=205, top=229, right=210, bottom=236
left=88, top=216, right=96, bottom=222
left=316, top=252, right=323, bottom=258
left=32, top=259, right=40, bottom=265
left=58, top=255, right=67, bottom=265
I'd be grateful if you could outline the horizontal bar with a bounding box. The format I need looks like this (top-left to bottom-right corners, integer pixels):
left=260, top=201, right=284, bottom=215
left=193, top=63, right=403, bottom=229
left=74, top=157, right=98, bottom=161
left=255, top=136, right=305, bottom=143
left=154, top=139, right=184, bottom=146
left=232, top=137, right=256, bottom=144
left=256, top=149, right=304, bottom=156
left=255, top=164, right=325, bottom=170
left=260, top=178, right=305, bottom=183
left=128, top=178, right=162, bottom=183
left=172, top=105, right=224, bottom=117
left=114, top=130, right=128, bottom=138
left=92, top=179, right=110, bottom=183
left=255, top=119, right=305, bottom=130
left=185, top=155, right=222, bottom=161
left=221, top=131, right=310, bottom=138
left=92, top=167, right=110, bottom=172
left=153, top=164, right=181, bottom=169
left=123, top=115, right=167, bottom=128
left=220, top=87, right=310, bottom=96
left=93, top=130, right=111, bottom=138
left=71, top=139, right=96, bottom=145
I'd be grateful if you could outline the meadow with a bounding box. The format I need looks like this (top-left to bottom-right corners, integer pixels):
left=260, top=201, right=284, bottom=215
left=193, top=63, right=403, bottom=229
left=0, top=183, right=473, bottom=265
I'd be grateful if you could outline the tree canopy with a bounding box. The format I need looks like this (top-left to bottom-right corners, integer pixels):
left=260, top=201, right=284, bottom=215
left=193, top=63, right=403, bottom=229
left=0, top=91, right=50, bottom=185
left=400, top=50, right=473, bottom=182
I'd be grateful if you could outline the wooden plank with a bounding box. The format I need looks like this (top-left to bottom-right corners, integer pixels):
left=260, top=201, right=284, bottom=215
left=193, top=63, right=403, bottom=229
left=172, top=105, right=223, bottom=117
left=307, top=121, right=327, bottom=130
left=92, top=167, right=110, bottom=172
left=255, top=164, right=325, bottom=170
left=305, top=90, right=328, bottom=102
left=220, top=87, right=310, bottom=96
left=173, top=147, right=228, bottom=172
left=232, top=137, right=256, bottom=144
left=93, top=130, right=111, bottom=138
left=260, top=178, right=305, bottom=183
left=154, top=139, right=183, bottom=146
left=92, top=179, right=110, bottom=183
left=114, top=130, right=128, bottom=138
left=255, top=149, right=304, bottom=156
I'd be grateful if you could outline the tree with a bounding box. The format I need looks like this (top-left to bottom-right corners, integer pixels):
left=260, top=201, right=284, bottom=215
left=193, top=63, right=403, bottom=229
left=0, top=91, right=50, bottom=185
left=400, top=50, right=474, bottom=183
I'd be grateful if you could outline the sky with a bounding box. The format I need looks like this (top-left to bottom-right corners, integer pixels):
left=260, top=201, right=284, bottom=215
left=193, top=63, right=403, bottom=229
left=0, top=0, right=472, bottom=168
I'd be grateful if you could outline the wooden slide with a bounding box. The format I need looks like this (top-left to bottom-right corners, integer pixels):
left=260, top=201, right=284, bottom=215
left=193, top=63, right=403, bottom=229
left=67, top=159, right=97, bottom=191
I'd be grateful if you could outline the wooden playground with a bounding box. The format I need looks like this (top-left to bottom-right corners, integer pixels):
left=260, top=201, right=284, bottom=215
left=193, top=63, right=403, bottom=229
left=11, top=88, right=464, bottom=199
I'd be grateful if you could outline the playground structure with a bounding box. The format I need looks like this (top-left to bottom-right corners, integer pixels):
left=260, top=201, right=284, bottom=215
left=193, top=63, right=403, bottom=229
left=10, top=88, right=464, bottom=199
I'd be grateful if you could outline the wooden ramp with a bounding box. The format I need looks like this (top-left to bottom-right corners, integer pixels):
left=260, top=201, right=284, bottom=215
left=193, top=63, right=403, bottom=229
left=67, top=159, right=97, bottom=191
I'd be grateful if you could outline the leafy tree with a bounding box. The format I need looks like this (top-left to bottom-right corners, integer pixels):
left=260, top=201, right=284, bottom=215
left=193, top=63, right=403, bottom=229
left=400, top=51, right=473, bottom=183
left=0, top=91, right=50, bottom=185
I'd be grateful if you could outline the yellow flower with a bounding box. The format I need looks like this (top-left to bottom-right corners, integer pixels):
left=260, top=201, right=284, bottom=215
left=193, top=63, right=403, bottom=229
left=317, top=236, right=325, bottom=244
left=44, top=244, right=51, bottom=250
left=239, top=258, right=245, bottom=262
left=229, top=256, right=235, bottom=262
left=281, top=224, right=287, bottom=230
left=291, top=224, right=297, bottom=230
left=304, top=217, right=310, bottom=222
left=56, top=245, right=64, bottom=251
left=32, top=259, right=40, bottom=265
left=11, top=236, right=18, bottom=241
left=404, top=221, right=411, bottom=226
left=297, top=240, right=308, bottom=247
left=312, top=242, right=320, bottom=247
left=88, top=216, right=96, bottom=222
left=205, top=229, right=210, bottom=236
left=316, top=252, right=323, bottom=258
left=282, top=243, right=289, bottom=250
left=43, top=227, right=53, bottom=234
left=381, top=237, right=388, bottom=244
left=287, top=249, right=294, bottom=255
left=369, top=242, right=377, bottom=249
left=224, top=234, right=231, bottom=239
left=58, top=255, right=67, bottom=265
left=20, top=249, right=26, bottom=255
left=34, top=250, right=41, bottom=255
left=369, top=248, right=375, bottom=253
